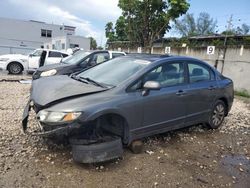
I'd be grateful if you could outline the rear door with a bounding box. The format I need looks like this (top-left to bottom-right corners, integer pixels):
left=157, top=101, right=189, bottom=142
left=185, top=61, right=218, bottom=124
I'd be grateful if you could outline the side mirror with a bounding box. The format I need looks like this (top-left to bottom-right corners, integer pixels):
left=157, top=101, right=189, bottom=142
left=142, top=81, right=161, bottom=96
left=143, top=81, right=161, bottom=90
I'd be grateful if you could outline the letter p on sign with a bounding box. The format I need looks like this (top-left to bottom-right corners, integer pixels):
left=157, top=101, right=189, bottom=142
left=207, top=46, right=215, bottom=55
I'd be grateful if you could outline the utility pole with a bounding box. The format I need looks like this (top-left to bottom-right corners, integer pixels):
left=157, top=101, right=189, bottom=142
left=221, top=14, right=233, bottom=74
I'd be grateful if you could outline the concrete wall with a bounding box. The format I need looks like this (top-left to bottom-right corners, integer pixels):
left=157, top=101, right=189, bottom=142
left=112, top=46, right=250, bottom=92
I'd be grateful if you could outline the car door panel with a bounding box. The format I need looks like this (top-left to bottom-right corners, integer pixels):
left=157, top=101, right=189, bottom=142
left=130, top=61, right=188, bottom=138
left=185, top=81, right=218, bottom=123
left=185, top=62, right=218, bottom=124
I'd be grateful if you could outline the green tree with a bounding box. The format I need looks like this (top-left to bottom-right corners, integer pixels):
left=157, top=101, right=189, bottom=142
left=115, top=16, right=128, bottom=41
left=106, top=0, right=189, bottom=52
left=89, top=37, right=97, bottom=50
left=105, top=22, right=116, bottom=42
left=97, top=46, right=104, bottom=50
left=174, top=13, right=196, bottom=37
left=236, top=24, right=250, bottom=35
left=174, top=12, right=217, bottom=37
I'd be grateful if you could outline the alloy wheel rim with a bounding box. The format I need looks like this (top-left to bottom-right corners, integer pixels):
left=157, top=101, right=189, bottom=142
left=10, top=64, right=21, bottom=74
left=212, top=104, right=225, bottom=126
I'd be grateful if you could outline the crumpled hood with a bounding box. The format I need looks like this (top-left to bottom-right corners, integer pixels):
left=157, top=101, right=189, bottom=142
left=31, top=75, right=107, bottom=107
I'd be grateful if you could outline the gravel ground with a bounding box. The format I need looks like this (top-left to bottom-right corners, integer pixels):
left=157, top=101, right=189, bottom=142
left=0, top=73, right=250, bottom=188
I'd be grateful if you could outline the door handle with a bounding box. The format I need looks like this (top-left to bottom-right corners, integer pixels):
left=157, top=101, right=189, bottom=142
left=176, top=90, right=186, bottom=96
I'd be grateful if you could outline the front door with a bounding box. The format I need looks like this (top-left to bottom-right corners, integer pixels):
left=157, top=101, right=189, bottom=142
left=28, top=49, right=43, bottom=69
left=134, top=61, right=188, bottom=137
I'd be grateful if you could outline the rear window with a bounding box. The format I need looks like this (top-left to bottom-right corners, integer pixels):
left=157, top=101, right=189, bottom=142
left=48, top=51, right=63, bottom=58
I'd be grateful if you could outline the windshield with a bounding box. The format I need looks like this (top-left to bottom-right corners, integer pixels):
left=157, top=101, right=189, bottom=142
left=77, top=57, right=150, bottom=86
left=63, top=51, right=90, bottom=64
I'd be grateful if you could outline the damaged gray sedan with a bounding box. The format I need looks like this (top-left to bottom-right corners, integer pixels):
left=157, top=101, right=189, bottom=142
left=22, top=54, right=234, bottom=163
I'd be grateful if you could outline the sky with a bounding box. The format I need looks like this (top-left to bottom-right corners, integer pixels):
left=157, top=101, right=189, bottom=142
left=0, top=0, right=250, bottom=46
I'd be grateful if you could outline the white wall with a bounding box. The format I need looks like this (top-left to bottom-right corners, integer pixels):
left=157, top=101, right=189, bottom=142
left=67, top=36, right=90, bottom=50
left=0, top=17, right=76, bottom=54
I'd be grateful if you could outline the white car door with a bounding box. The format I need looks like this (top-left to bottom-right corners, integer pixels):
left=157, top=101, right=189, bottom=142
left=28, top=50, right=43, bottom=69
left=45, top=51, right=64, bottom=65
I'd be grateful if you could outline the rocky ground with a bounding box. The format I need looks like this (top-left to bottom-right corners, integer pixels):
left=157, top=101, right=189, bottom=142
left=0, top=72, right=250, bottom=188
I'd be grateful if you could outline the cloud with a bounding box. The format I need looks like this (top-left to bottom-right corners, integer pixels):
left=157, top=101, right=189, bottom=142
left=47, top=6, right=99, bottom=38
left=4, top=0, right=121, bottom=45
left=69, top=0, right=121, bottom=21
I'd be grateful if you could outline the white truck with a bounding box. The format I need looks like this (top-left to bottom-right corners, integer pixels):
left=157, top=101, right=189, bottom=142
left=0, top=49, right=69, bottom=74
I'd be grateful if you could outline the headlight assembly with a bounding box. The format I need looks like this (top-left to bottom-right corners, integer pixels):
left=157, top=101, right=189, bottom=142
left=37, top=110, right=81, bottom=123
left=40, top=69, right=57, bottom=77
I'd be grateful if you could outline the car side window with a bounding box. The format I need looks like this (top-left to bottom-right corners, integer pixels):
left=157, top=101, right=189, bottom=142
left=188, top=63, right=211, bottom=83
left=31, top=50, right=43, bottom=57
left=61, top=53, right=68, bottom=58
left=48, top=51, right=63, bottom=58
left=144, top=62, right=185, bottom=88
left=92, top=53, right=109, bottom=64
left=128, top=62, right=185, bottom=92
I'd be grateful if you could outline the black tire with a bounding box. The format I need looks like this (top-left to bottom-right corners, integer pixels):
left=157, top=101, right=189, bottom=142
left=207, top=100, right=226, bottom=129
left=8, top=62, right=23, bottom=74
left=70, top=136, right=123, bottom=163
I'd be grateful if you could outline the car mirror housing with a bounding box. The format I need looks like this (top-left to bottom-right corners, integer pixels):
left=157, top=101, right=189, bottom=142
left=143, top=81, right=161, bottom=90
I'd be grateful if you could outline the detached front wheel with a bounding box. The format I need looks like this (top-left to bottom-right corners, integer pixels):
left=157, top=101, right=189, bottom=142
left=208, top=100, right=226, bottom=129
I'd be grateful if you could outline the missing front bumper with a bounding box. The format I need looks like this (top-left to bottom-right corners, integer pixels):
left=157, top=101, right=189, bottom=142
left=22, top=100, right=81, bottom=136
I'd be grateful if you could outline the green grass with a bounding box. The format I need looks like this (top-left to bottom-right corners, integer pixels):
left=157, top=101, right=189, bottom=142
left=235, top=89, right=250, bottom=98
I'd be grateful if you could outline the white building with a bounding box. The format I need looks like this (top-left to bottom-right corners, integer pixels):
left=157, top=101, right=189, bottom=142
left=0, top=17, right=90, bottom=55
left=44, top=35, right=90, bottom=51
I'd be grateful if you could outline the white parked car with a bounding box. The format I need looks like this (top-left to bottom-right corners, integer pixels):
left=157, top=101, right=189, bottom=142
left=27, top=49, right=69, bottom=73
left=0, top=54, right=29, bottom=74
left=0, top=49, right=69, bottom=74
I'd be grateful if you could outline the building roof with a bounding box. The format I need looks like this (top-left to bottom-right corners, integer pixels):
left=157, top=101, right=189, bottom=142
left=189, top=34, right=250, bottom=40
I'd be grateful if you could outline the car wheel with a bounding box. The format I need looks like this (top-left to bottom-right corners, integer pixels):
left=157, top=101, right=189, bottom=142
left=8, top=62, right=23, bottom=74
left=208, top=100, right=226, bottom=129
left=69, top=135, right=123, bottom=163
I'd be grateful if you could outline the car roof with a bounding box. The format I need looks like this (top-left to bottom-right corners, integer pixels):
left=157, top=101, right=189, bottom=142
left=125, top=53, right=171, bottom=62
left=108, top=51, right=126, bottom=54
left=125, top=53, right=205, bottom=63
left=36, top=48, right=69, bottom=54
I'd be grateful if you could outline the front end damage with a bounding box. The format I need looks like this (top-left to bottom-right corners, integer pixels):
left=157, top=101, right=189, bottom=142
left=22, top=100, right=79, bottom=136
left=22, top=100, right=124, bottom=163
